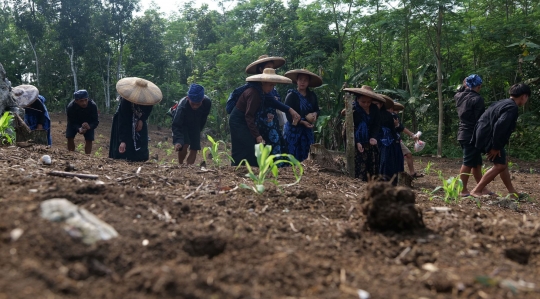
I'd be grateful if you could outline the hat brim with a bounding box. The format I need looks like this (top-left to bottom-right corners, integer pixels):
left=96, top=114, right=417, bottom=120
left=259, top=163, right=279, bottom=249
left=12, top=85, right=39, bottom=107
left=393, top=102, right=405, bottom=111
left=116, top=77, right=162, bottom=106
left=344, top=88, right=385, bottom=104
left=246, top=74, right=292, bottom=84
left=284, top=69, right=323, bottom=87
left=379, top=94, right=395, bottom=110
left=246, top=57, right=286, bottom=74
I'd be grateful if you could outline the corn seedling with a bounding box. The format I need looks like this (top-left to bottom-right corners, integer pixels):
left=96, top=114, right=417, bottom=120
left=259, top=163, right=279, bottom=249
left=432, top=175, right=464, bottom=203
left=481, top=164, right=489, bottom=176
left=237, top=143, right=303, bottom=194
left=0, top=112, right=15, bottom=145
left=76, top=143, right=84, bottom=153
left=202, top=135, right=234, bottom=168
left=530, top=167, right=534, bottom=174
left=94, top=147, right=103, bottom=157
left=424, top=161, right=433, bottom=175
left=165, top=147, right=173, bottom=156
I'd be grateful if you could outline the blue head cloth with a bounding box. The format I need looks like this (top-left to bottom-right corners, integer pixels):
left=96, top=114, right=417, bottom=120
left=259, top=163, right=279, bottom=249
left=38, top=95, right=46, bottom=104
left=187, top=84, right=205, bottom=103
left=74, top=89, right=89, bottom=100
left=466, top=74, right=482, bottom=88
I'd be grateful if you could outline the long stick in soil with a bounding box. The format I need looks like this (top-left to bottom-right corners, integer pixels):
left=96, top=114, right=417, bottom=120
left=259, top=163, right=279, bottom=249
left=47, top=171, right=98, bottom=180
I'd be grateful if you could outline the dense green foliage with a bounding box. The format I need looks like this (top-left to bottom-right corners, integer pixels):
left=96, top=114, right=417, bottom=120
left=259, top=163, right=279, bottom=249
left=2, top=0, right=540, bottom=158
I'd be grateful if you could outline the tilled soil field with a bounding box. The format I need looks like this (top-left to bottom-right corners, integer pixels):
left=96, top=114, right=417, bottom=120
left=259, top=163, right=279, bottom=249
left=1, top=112, right=540, bottom=299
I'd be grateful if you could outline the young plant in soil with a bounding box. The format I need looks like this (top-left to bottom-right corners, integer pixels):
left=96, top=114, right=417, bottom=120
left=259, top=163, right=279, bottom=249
left=237, top=143, right=303, bottom=194
left=0, top=112, right=15, bottom=145
left=431, top=172, right=464, bottom=203
left=202, top=135, right=234, bottom=168
left=424, top=161, right=434, bottom=175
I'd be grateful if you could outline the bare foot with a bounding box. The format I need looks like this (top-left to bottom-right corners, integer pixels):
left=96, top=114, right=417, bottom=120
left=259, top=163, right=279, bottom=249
left=460, top=189, right=471, bottom=197
left=481, top=189, right=494, bottom=196
left=470, top=190, right=484, bottom=198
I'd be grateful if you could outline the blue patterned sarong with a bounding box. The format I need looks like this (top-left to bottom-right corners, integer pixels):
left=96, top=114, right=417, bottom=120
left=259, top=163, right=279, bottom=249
left=284, top=90, right=314, bottom=161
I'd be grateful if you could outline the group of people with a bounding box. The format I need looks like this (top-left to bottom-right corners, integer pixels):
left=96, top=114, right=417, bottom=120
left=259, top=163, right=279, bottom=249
left=9, top=58, right=532, bottom=197
left=455, top=75, right=530, bottom=199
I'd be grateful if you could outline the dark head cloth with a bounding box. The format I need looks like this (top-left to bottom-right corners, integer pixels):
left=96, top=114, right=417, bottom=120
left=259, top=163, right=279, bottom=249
left=187, top=84, right=205, bottom=103
left=466, top=74, right=482, bottom=88
left=74, top=89, right=89, bottom=100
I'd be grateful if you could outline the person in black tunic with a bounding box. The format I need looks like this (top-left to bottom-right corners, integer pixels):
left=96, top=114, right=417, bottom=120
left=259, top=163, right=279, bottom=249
left=377, top=95, right=404, bottom=185
left=109, top=77, right=162, bottom=162
left=344, top=86, right=383, bottom=181
left=470, top=83, right=530, bottom=199
left=283, top=69, right=322, bottom=161
left=455, top=74, right=491, bottom=197
left=172, top=83, right=212, bottom=164
left=66, top=90, right=99, bottom=154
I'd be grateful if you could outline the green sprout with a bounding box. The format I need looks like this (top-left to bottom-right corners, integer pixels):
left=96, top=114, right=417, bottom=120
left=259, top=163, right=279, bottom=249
left=202, top=135, right=234, bottom=168
left=0, top=112, right=15, bottom=145
left=432, top=175, right=464, bottom=203
left=424, top=161, right=433, bottom=175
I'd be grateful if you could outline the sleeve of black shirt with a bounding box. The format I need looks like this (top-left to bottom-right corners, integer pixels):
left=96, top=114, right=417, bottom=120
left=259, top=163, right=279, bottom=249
left=31, top=101, right=45, bottom=125
left=492, top=105, right=518, bottom=150
left=284, top=92, right=300, bottom=123
left=473, top=95, right=486, bottom=122
left=200, top=99, right=211, bottom=130
left=139, top=105, right=153, bottom=122
left=88, top=102, right=99, bottom=130
left=66, top=102, right=80, bottom=132
left=368, top=105, right=381, bottom=140
left=118, top=100, right=131, bottom=144
left=172, top=101, right=186, bottom=146
left=395, top=114, right=405, bottom=133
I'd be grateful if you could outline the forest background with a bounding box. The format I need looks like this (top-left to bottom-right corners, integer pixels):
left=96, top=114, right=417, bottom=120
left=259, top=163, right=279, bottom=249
left=1, top=0, right=540, bottom=159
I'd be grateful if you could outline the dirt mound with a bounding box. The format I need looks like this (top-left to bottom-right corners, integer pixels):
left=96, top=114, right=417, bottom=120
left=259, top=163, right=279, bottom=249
left=360, top=181, right=425, bottom=231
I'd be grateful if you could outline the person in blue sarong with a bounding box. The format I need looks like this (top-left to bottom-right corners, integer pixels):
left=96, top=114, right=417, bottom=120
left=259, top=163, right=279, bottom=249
left=12, top=85, right=52, bottom=146
left=282, top=69, right=322, bottom=161
left=376, top=95, right=404, bottom=185
left=344, top=86, right=384, bottom=181
left=228, top=68, right=300, bottom=167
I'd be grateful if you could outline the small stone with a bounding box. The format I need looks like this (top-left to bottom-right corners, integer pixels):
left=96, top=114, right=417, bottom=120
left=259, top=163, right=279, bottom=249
left=142, top=239, right=149, bottom=246
left=422, top=263, right=439, bottom=272
left=431, top=207, right=451, bottom=212
left=41, top=155, right=52, bottom=165
left=10, top=228, right=23, bottom=241
left=357, top=289, right=370, bottom=299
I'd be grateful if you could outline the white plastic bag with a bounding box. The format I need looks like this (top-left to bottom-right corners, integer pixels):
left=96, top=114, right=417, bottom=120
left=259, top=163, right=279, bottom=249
left=414, top=140, right=426, bottom=152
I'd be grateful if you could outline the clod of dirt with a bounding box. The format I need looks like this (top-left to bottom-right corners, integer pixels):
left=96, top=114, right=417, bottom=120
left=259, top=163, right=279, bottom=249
left=424, top=272, right=453, bottom=293
left=291, top=189, right=318, bottom=200
left=504, top=247, right=531, bottom=265
left=182, top=235, right=226, bottom=258
left=360, top=182, right=425, bottom=231
left=492, top=199, right=519, bottom=211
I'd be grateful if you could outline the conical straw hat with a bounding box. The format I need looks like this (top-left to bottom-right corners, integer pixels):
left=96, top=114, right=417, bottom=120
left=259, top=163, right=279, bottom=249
left=344, top=85, right=385, bottom=104
left=284, top=69, right=323, bottom=87
left=246, top=55, right=286, bottom=74
left=393, top=101, right=405, bottom=112
left=246, top=68, right=292, bottom=84
left=12, top=85, right=39, bottom=107
left=379, top=94, right=395, bottom=110
left=116, top=77, right=162, bottom=106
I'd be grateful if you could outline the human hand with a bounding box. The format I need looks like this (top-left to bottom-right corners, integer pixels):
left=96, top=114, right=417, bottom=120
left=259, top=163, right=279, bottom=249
left=369, top=138, right=377, bottom=146
left=135, top=120, right=143, bottom=132
left=289, top=108, right=301, bottom=125
left=175, top=144, right=183, bottom=152
left=412, top=134, right=419, bottom=141
left=256, top=136, right=265, bottom=144
left=78, top=127, right=87, bottom=134
left=306, top=113, right=317, bottom=124
left=82, top=122, right=90, bottom=130
left=119, top=142, right=126, bottom=153
left=301, top=121, right=314, bottom=129
left=486, top=149, right=501, bottom=161
left=356, top=143, right=364, bottom=153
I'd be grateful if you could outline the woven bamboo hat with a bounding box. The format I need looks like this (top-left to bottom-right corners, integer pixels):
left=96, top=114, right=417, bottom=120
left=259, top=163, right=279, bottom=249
left=284, top=69, right=323, bottom=87
left=393, top=101, right=405, bottom=112
left=379, top=94, right=395, bottom=110
left=246, top=55, right=286, bottom=74
left=246, top=68, right=292, bottom=84
left=344, top=85, right=385, bottom=104
left=116, top=77, right=162, bottom=106
left=12, top=85, right=39, bottom=107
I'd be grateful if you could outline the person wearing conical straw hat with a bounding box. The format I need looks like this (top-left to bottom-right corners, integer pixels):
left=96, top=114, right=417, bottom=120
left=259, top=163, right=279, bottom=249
left=343, top=85, right=383, bottom=181
left=282, top=69, right=322, bottom=161
left=12, top=85, right=52, bottom=146
left=66, top=89, right=99, bottom=154
left=376, top=94, right=404, bottom=185
left=391, top=100, right=424, bottom=178
left=229, top=68, right=300, bottom=167
left=109, top=77, right=162, bottom=162
left=171, top=83, right=212, bottom=165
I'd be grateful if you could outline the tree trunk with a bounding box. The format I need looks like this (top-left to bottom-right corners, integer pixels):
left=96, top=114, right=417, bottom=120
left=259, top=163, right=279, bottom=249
left=27, top=33, right=39, bottom=87
left=436, top=6, right=444, bottom=157
left=344, top=93, right=355, bottom=178
left=68, top=46, right=78, bottom=91
left=106, top=51, right=111, bottom=111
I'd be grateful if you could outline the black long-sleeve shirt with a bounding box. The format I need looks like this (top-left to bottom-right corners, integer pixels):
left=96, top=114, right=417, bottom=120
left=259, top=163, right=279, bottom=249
left=172, top=96, right=212, bottom=145
left=117, top=99, right=153, bottom=144
left=455, top=89, right=485, bottom=142
left=353, top=103, right=381, bottom=144
left=66, top=99, right=99, bottom=132
left=284, top=89, right=320, bottom=123
left=472, top=98, right=518, bottom=153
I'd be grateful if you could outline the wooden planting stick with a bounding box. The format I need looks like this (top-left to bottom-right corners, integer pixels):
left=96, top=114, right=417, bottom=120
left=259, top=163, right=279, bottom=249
left=47, top=170, right=99, bottom=180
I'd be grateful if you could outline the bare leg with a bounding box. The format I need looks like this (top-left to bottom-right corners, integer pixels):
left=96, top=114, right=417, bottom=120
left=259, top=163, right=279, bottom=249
left=85, top=140, right=92, bottom=154
left=471, top=164, right=506, bottom=197
left=471, top=166, right=492, bottom=195
left=177, top=144, right=189, bottom=164
left=459, top=165, right=472, bottom=196
left=404, top=153, right=415, bottom=174
left=499, top=165, right=518, bottom=195
left=67, top=138, right=75, bottom=151
left=186, top=150, right=198, bottom=165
